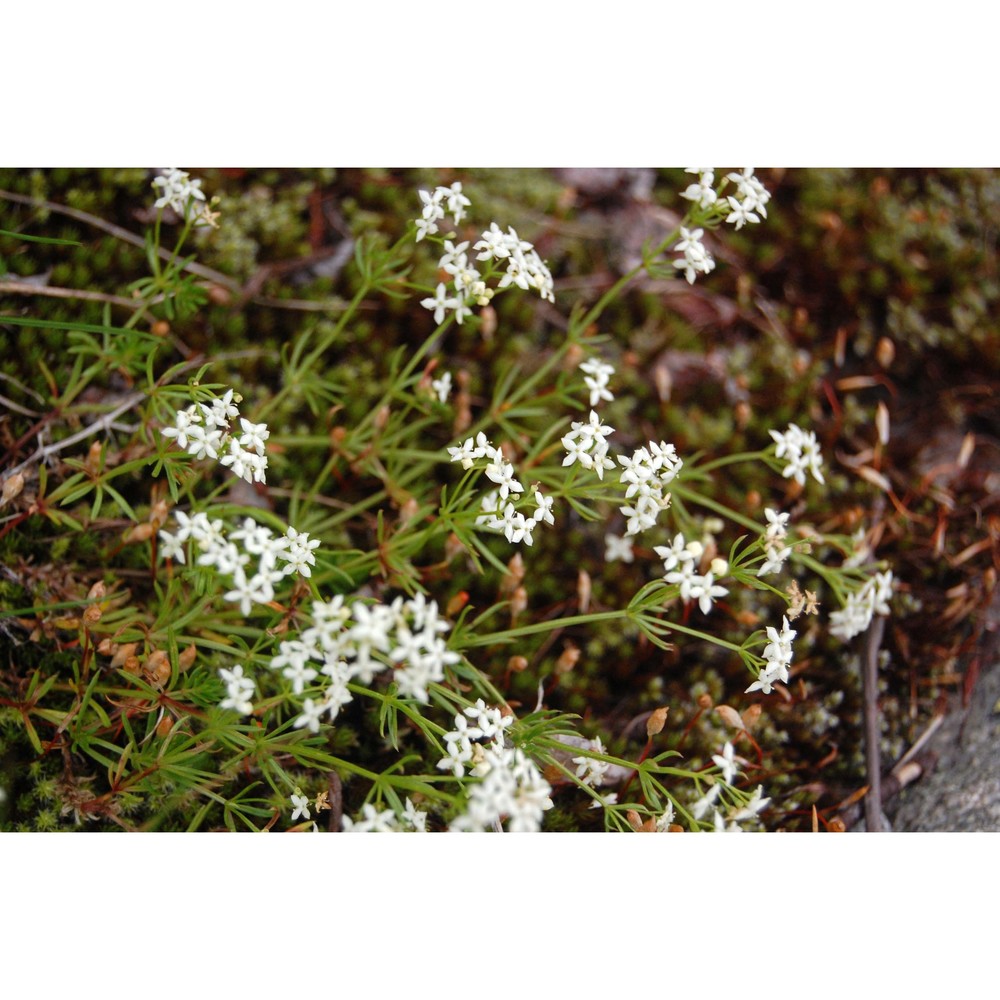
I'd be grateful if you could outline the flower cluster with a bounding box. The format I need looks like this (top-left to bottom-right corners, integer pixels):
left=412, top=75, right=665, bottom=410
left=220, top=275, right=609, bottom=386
left=475, top=485, right=554, bottom=546
left=673, top=226, right=716, bottom=285
left=680, top=168, right=718, bottom=210
left=161, top=389, right=269, bottom=485
left=724, top=168, right=771, bottom=230
left=414, top=182, right=471, bottom=240
left=415, top=186, right=555, bottom=328
left=769, top=422, right=825, bottom=486
left=273, top=591, right=460, bottom=724
left=572, top=736, right=612, bottom=788
left=562, top=409, right=616, bottom=480
left=830, top=570, right=894, bottom=641
left=694, top=783, right=772, bottom=832
left=218, top=664, right=255, bottom=715
left=436, top=699, right=515, bottom=777
left=746, top=615, right=796, bottom=694
left=151, top=167, right=210, bottom=224
left=448, top=431, right=555, bottom=546
left=341, top=798, right=428, bottom=832
left=579, top=356, right=615, bottom=408
left=436, top=701, right=552, bottom=832
left=655, top=533, right=729, bottom=614
left=757, top=507, right=793, bottom=577
left=618, top=440, right=683, bottom=536
left=158, top=513, right=319, bottom=616
left=473, top=222, right=555, bottom=303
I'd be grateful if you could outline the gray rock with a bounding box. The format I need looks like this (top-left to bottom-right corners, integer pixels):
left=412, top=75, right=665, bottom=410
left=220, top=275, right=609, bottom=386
left=890, top=646, right=1000, bottom=832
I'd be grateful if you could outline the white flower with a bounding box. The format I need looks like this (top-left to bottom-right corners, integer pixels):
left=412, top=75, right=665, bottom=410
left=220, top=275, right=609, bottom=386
left=445, top=181, right=471, bottom=225
left=572, top=737, right=611, bottom=788
left=726, top=168, right=770, bottom=218
left=764, top=507, right=789, bottom=540
left=401, top=797, right=428, bottom=832
left=691, top=782, right=721, bottom=820
left=746, top=615, right=795, bottom=694
left=290, top=791, right=311, bottom=822
left=732, top=785, right=771, bottom=821
left=158, top=528, right=186, bottom=563
left=680, top=168, right=717, bottom=209
left=218, top=664, right=255, bottom=715
left=429, top=370, right=452, bottom=403
left=532, top=487, right=555, bottom=526
left=280, top=526, right=321, bottom=578
left=604, top=533, right=634, bottom=563
left=294, top=698, right=325, bottom=734
left=712, top=742, right=739, bottom=785
left=579, top=357, right=615, bottom=408
left=342, top=803, right=400, bottom=832
left=725, top=195, right=761, bottom=230
left=484, top=457, right=523, bottom=500
left=562, top=410, right=616, bottom=479
left=673, top=226, right=716, bottom=284
left=687, top=571, right=728, bottom=615
left=414, top=216, right=438, bottom=242
left=421, top=282, right=460, bottom=325
left=769, top=422, right=825, bottom=486
left=654, top=533, right=696, bottom=573
left=152, top=168, right=206, bottom=217
left=655, top=799, right=676, bottom=831
left=447, top=435, right=488, bottom=469
left=237, top=417, right=269, bottom=455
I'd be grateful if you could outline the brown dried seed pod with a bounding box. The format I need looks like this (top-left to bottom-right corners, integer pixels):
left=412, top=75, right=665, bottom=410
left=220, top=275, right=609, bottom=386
left=149, top=499, right=170, bottom=530
left=143, top=650, right=171, bottom=687
left=577, top=569, right=591, bottom=614
left=510, top=586, right=528, bottom=618
left=875, top=336, right=895, bottom=369
left=84, top=441, right=103, bottom=477
left=1, top=472, right=25, bottom=506
left=507, top=655, right=529, bottom=673
left=126, top=522, right=156, bottom=544
left=111, top=642, right=138, bottom=669
left=83, top=605, right=102, bottom=626
left=646, top=706, right=669, bottom=738
left=177, top=644, right=197, bottom=672
left=555, top=644, right=580, bottom=674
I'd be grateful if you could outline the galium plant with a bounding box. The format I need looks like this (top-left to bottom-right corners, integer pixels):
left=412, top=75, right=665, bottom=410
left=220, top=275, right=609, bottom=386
left=0, top=167, right=895, bottom=832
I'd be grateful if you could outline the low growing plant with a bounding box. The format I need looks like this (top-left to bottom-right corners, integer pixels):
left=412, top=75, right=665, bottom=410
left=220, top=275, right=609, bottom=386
left=0, top=168, right=894, bottom=832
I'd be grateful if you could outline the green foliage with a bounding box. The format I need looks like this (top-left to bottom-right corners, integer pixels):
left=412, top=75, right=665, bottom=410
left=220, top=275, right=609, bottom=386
left=2, top=167, right=963, bottom=834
